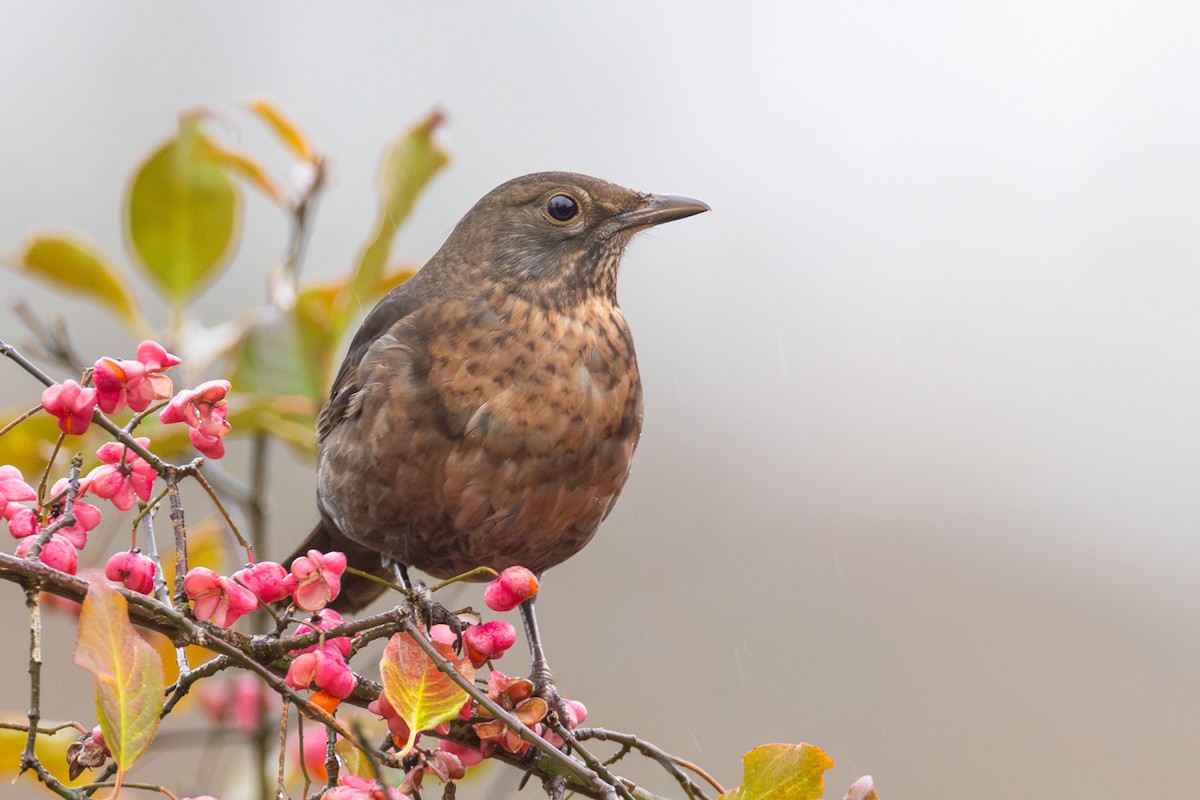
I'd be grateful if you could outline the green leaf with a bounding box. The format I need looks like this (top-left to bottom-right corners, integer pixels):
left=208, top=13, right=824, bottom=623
left=719, top=743, right=834, bottom=800
left=337, top=109, right=448, bottom=335
left=14, top=233, right=146, bottom=333
left=72, top=581, right=165, bottom=787
left=232, top=307, right=325, bottom=402
left=125, top=118, right=240, bottom=305
left=380, top=632, right=473, bottom=756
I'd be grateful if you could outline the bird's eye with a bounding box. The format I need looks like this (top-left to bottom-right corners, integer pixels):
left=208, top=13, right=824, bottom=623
left=546, top=193, right=579, bottom=222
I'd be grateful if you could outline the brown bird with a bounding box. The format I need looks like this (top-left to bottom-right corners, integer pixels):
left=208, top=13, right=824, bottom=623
left=290, top=171, right=708, bottom=687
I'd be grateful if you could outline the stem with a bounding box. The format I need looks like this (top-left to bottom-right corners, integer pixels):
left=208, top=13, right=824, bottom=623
left=26, top=455, right=82, bottom=560
left=573, top=728, right=725, bottom=798
left=0, top=402, right=45, bottom=438
left=192, top=468, right=252, bottom=559
left=167, top=476, right=188, bottom=609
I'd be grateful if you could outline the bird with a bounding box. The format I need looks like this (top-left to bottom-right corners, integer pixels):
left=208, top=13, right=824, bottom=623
left=287, top=171, right=708, bottom=690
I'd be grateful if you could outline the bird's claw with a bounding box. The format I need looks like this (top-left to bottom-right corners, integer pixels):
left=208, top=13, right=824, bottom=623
left=407, top=580, right=464, bottom=637
left=530, top=671, right=573, bottom=736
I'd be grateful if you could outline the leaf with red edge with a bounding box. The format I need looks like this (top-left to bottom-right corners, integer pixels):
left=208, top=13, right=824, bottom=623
left=380, top=632, right=473, bottom=756
left=72, top=580, right=165, bottom=786
left=719, top=743, right=834, bottom=800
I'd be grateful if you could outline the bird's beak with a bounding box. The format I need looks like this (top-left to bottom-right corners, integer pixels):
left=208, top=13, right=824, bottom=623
left=617, top=193, right=711, bottom=230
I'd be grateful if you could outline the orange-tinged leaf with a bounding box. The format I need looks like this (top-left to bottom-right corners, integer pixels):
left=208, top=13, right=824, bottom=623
left=248, top=97, right=313, bottom=160
left=380, top=632, right=473, bottom=756
left=14, top=232, right=146, bottom=332
left=719, top=743, right=834, bottom=800
left=125, top=120, right=240, bottom=305
left=72, top=580, right=165, bottom=784
left=196, top=136, right=285, bottom=204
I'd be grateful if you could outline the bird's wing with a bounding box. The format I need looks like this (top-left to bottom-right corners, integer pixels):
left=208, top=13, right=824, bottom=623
left=317, top=273, right=430, bottom=443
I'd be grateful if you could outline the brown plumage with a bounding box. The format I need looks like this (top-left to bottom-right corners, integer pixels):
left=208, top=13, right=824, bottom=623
left=290, top=172, right=708, bottom=612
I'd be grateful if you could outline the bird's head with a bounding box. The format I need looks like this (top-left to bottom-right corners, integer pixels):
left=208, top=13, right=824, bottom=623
left=440, top=171, right=709, bottom=305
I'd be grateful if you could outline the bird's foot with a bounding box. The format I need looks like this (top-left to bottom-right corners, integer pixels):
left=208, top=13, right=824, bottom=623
left=408, top=580, right=466, bottom=637
left=529, top=667, right=573, bottom=736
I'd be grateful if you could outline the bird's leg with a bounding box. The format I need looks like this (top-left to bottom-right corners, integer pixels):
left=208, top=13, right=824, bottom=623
left=392, top=560, right=464, bottom=637
left=391, top=561, right=413, bottom=591
left=520, top=595, right=571, bottom=726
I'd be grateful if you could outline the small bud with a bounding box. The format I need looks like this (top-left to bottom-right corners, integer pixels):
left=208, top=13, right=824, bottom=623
left=105, top=549, right=156, bottom=594
left=462, top=620, right=517, bottom=667
left=439, top=737, right=484, bottom=767
left=159, top=380, right=232, bottom=459
left=483, top=565, right=538, bottom=612
left=285, top=646, right=357, bottom=699
left=232, top=561, right=289, bottom=604
left=0, top=465, right=37, bottom=521
left=16, top=533, right=78, bottom=574
left=41, top=381, right=98, bottom=435
left=844, top=775, right=878, bottom=800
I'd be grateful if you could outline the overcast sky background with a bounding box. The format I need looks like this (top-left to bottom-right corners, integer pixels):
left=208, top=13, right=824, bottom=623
left=2, top=2, right=1199, bottom=798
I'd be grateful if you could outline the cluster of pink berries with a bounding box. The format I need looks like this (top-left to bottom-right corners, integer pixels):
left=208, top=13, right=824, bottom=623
left=39, top=339, right=231, bottom=458
left=4, top=340, right=235, bottom=575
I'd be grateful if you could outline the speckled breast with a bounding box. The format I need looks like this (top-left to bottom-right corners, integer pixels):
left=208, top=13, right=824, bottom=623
left=316, top=289, right=643, bottom=579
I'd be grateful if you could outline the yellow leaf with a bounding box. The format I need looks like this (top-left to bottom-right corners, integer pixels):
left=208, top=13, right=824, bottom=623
left=719, top=743, right=834, bottom=800
left=196, top=137, right=285, bottom=205
left=0, top=716, right=86, bottom=788
left=72, top=581, right=165, bottom=786
left=247, top=97, right=313, bottom=161
left=125, top=119, right=240, bottom=306
left=379, top=632, right=472, bottom=756
left=14, top=232, right=147, bottom=333
left=0, top=408, right=66, bottom=478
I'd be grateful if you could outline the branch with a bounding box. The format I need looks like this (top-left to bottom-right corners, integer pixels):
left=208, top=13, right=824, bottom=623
left=0, top=338, right=186, bottom=476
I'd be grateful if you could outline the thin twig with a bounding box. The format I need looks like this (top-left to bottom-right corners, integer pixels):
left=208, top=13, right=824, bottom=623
left=26, top=455, right=82, bottom=560
left=547, top=717, right=638, bottom=800
left=0, top=402, right=45, bottom=438
left=191, top=468, right=252, bottom=559
left=277, top=701, right=290, bottom=799
left=573, top=728, right=725, bottom=798
left=167, top=475, right=188, bottom=609
left=12, top=301, right=90, bottom=374
left=17, top=586, right=81, bottom=799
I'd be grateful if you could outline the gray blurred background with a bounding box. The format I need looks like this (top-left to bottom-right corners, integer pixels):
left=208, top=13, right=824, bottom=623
left=2, top=2, right=1198, bottom=798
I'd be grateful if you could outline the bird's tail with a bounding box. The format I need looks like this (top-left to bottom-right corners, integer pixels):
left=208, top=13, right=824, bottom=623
left=285, top=519, right=395, bottom=613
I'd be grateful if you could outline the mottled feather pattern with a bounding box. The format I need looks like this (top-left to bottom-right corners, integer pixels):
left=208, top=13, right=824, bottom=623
left=293, top=172, right=707, bottom=608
